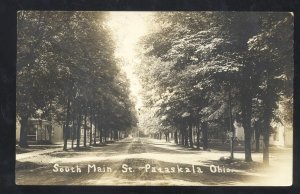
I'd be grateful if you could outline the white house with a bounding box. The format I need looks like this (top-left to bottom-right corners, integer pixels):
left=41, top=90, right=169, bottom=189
left=16, top=118, right=64, bottom=145
left=233, top=120, right=293, bottom=148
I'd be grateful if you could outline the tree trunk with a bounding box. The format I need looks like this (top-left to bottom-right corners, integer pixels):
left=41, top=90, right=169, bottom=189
left=196, top=122, right=200, bottom=149
left=100, top=128, right=103, bottom=143
left=19, top=117, right=29, bottom=148
left=184, top=127, right=189, bottom=147
left=228, top=84, right=234, bottom=159
left=222, top=117, right=227, bottom=144
left=181, top=128, right=184, bottom=145
left=71, top=126, right=74, bottom=149
left=63, top=97, right=71, bottom=151
left=255, top=135, right=260, bottom=152
left=49, top=126, right=52, bottom=142
left=71, top=117, right=75, bottom=149
left=263, top=129, right=270, bottom=165
left=174, top=130, right=178, bottom=144
left=83, top=111, right=87, bottom=147
left=76, top=112, right=82, bottom=148
left=115, top=130, right=119, bottom=140
left=89, top=115, right=93, bottom=146
left=241, top=94, right=253, bottom=162
left=263, top=93, right=272, bottom=165
left=240, top=62, right=254, bottom=162
left=244, top=128, right=252, bottom=162
left=240, top=90, right=253, bottom=161
left=188, top=121, right=193, bottom=148
left=202, top=122, right=208, bottom=150
left=114, top=129, right=117, bottom=140
left=93, top=116, right=97, bottom=145
left=255, top=123, right=260, bottom=152
left=110, top=128, right=113, bottom=140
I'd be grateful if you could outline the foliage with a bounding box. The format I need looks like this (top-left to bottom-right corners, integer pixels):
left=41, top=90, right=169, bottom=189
left=17, top=11, right=137, bottom=148
left=137, top=12, right=293, bottom=163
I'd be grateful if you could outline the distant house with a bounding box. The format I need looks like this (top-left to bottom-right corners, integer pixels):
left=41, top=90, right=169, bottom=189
left=270, top=121, right=293, bottom=147
left=233, top=120, right=245, bottom=141
left=16, top=118, right=63, bottom=145
left=233, top=120, right=293, bottom=148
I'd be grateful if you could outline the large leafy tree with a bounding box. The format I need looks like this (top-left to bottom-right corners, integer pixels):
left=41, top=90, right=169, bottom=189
left=17, top=11, right=137, bottom=149
left=138, top=12, right=241, bottom=150
left=248, top=13, right=293, bottom=165
left=137, top=12, right=293, bottom=164
left=17, top=11, right=69, bottom=147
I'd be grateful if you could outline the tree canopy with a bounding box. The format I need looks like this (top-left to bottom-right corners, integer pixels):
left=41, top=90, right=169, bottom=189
left=136, top=12, right=293, bottom=164
left=17, top=11, right=137, bottom=149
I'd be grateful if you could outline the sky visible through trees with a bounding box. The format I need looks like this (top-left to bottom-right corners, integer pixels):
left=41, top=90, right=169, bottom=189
left=107, top=12, right=151, bottom=110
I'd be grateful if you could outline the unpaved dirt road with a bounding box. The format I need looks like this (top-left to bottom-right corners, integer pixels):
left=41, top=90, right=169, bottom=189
left=15, top=137, right=292, bottom=186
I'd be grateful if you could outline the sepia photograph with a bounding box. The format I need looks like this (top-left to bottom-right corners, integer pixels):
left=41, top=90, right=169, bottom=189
left=15, top=11, right=293, bottom=186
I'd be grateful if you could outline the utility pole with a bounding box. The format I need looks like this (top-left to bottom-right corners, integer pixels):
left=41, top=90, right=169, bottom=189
left=229, top=83, right=234, bottom=159
left=138, top=108, right=140, bottom=139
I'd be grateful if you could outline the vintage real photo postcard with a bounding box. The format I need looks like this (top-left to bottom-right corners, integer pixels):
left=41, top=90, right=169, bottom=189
left=16, top=11, right=293, bottom=186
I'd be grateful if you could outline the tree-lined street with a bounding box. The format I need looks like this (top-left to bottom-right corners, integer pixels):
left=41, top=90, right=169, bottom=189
left=16, top=11, right=293, bottom=186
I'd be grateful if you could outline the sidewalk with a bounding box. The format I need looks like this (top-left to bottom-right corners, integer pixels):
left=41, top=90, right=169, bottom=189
left=16, top=146, right=63, bottom=160
left=15, top=139, right=120, bottom=161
